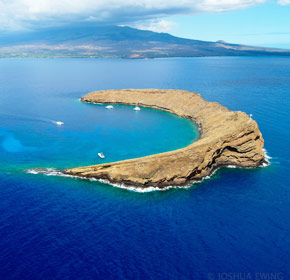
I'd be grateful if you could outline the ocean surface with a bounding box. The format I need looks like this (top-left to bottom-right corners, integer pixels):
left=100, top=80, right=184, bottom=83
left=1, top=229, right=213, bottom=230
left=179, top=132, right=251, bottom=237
left=0, top=57, right=289, bottom=280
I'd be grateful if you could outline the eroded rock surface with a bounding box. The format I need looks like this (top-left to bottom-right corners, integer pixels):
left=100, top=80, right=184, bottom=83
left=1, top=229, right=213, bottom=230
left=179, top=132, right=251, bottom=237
left=65, top=89, right=265, bottom=188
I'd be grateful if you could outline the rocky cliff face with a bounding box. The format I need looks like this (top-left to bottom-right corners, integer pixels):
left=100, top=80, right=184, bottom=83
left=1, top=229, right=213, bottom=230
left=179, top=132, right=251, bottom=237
left=65, top=89, right=265, bottom=188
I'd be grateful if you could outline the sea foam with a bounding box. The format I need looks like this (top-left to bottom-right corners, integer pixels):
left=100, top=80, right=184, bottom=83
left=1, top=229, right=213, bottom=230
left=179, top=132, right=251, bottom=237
left=26, top=151, right=270, bottom=193
left=26, top=168, right=194, bottom=193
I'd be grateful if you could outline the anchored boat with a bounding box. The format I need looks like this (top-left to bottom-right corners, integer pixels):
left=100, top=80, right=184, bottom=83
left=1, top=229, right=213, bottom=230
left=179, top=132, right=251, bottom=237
left=98, top=152, right=105, bottom=159
left=134, top=103, right=141, bottom=111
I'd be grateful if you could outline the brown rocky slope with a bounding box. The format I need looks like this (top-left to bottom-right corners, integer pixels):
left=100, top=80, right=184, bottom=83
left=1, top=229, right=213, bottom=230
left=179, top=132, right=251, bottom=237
left=64, top=89, right=265, bottom=188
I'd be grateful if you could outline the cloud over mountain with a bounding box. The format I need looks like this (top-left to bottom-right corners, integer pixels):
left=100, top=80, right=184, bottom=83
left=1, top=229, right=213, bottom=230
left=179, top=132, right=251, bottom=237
left=0, top=0, right=267, bottom=31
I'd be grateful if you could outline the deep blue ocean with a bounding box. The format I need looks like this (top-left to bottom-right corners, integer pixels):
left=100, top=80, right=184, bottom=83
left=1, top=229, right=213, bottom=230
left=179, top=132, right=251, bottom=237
left=0, top=57, right=289, bottom=280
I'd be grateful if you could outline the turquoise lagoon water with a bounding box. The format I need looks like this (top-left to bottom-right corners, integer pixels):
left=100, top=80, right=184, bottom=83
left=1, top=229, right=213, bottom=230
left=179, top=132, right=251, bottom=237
left=0, top=57, right=290, bottom=279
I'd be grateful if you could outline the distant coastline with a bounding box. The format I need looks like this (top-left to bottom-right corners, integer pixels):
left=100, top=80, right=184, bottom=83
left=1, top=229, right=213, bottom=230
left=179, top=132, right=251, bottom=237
left=64, top=89, right=266, bottom=188
left=1, top=25, right=290, bottom=59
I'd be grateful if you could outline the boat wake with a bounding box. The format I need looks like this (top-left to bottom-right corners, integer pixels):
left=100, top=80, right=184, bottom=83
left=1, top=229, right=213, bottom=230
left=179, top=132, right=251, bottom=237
left=0, top=112, right=63, bottom=126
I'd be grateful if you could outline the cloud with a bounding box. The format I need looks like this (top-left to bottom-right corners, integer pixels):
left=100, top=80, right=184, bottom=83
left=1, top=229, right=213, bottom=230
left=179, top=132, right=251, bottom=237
left=0, top=0, right=267, bottom=31
left=132, top=19, right=177, bottom=33
left=278, top=0, right=290, bottom=5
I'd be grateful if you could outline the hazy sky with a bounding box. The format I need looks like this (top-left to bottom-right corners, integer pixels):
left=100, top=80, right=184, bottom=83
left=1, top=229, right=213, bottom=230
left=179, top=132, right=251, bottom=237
left=0, top=0, right=290, bottom=48
left=166, top=2, right=290, bottom=48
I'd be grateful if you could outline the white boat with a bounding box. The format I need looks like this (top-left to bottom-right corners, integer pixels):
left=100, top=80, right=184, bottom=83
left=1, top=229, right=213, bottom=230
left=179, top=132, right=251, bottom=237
left=98, top=152, right=105, bottom=159
left=56, top=121, right=64, bottom=126
left=106, top=105, right=114, bottom=109
left=133, top=103, right=141, bottom=111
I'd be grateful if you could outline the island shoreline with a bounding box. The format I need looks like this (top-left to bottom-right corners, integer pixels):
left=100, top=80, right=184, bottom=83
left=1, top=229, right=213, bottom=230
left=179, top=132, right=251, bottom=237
left=62, top=89, right=266, bottom=189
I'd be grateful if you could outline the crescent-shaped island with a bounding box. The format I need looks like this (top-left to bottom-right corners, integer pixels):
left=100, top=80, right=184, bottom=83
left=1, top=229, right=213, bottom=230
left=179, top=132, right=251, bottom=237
left=64, top=89, right=265, bottom=188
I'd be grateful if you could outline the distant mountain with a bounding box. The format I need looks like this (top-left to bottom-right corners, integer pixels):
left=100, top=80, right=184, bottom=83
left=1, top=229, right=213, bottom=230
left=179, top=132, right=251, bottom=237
left=1, top=24, right=290, bottom=58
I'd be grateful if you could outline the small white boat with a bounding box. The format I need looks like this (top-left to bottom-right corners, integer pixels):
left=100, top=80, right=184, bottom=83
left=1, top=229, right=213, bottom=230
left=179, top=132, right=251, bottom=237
left=133, top=103, right=141, bottom=111
left=98, top=152, right=105, bottom=159
left=56, top=121, right=64, bottom=126
left=106, top=105, right=114, bottom=109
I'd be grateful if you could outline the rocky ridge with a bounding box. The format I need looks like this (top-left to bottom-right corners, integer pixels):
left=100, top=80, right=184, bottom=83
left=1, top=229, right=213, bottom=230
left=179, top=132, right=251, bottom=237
left=65, top=89, right=265, bottom=188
